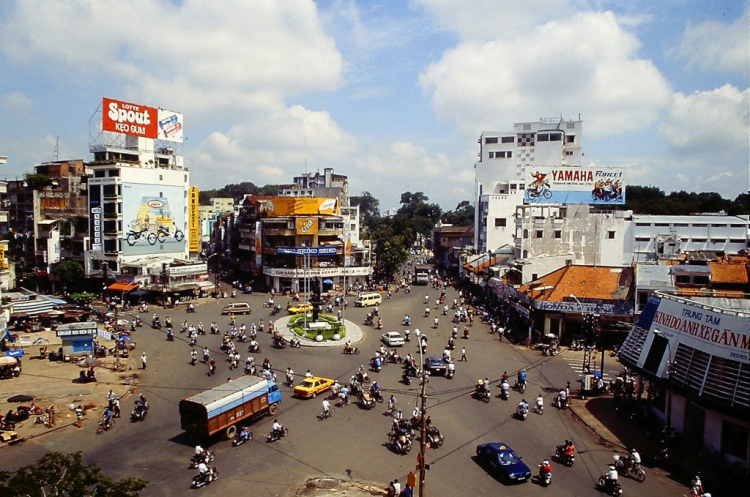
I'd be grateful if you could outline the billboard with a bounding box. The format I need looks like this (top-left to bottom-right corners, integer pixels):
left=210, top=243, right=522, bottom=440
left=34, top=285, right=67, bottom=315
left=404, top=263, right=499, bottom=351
left=639, top=294, right=750, bottom=363
left=296, top=218, right=318, bottom=235
left=188, top=187, right=200, bottom=253
left=277, top=246, right=338, bottom=256
left=102, top=97, right=183, bottom=143
left=258, top=197, right=339, bottom=216
left=524, top=166, right=625, bottom=205
left=122, top=183, right=186, bottom=256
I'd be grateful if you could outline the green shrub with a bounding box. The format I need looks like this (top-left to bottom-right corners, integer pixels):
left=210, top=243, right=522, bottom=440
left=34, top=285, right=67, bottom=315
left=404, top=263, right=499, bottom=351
left=288, top=313, right=346, bottom=340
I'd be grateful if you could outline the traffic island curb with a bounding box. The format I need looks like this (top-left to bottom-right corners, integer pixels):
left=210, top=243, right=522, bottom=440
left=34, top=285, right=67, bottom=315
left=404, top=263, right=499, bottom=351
left=293, top=477, right=387, bottom=496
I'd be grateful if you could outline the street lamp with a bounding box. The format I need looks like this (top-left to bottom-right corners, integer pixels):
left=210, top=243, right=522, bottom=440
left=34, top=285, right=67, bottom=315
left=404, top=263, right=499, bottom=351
left=569, top=293, right=586, bottom=398
left=652, top=329, right=674, bottom=438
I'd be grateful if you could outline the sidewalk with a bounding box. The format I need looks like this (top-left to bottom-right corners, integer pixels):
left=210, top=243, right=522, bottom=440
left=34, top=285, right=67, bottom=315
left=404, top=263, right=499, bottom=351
left=568, top=396, right=651, bottom=451
left=1, top=329, right=139, bottom=446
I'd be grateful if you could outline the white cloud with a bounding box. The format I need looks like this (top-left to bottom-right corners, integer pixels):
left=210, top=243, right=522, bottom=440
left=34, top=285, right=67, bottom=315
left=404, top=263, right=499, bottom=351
left=658, top=85, right=749, bottom=153
left=419, top=11, right=672, bottom=137
left=1, top=0, right=343, bottom=110
left=672, top=6, right=750, bottom=74
left=0, top=91, right=33, bottom=114
left=415, top=0, right=576, bottom=42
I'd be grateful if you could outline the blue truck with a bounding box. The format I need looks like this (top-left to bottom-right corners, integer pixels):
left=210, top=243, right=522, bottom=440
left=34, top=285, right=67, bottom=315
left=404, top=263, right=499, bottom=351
left=179, top=376, right=281, bottom=440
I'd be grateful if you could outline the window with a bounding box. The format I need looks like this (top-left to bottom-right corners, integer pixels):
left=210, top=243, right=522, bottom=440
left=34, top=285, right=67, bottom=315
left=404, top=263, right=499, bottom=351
left=710, top=239, right=725, bottom=244
left=730, top=239, right=745, bottom=243
left=565, top=151, right=574, bottom=156
left=655, top=223, right=669, bottom=227
left=554, top=230, right=561, bottom=239
left=535, top=230, right=543, bottom=238
left=635, top=237, right=650, bottom=242
left=692, top=223, right=707, bottom=228
left=351, top=224, right=356, bottom=231
left=566, top=122, right=575, bottom=129
left=692, top=238, right=706, bottom=242
left=159, top=175, right=163, bottom=181
left=531, top=273, right=538, bottom=280
left=523, top=124, right=531, bottom=130
left=495, top=218, right=506, bottom=227
left=537, top=134, right=549, bottom=142
left=550, top=133, right=562, bottom=141
left=722, top=420, right=749, bottom=459
left=674, top=223, right=688, bottom=227
left=566, top=135, right=575, bottom=144
left=608, top=231, right=616, bottom=239
left=94, top=170, right=105, bottom=178
left=635, top=223, right=651, bottom=227
left=502, top=136, right=514, bottom=143
left=523, top=229, right=528, bottom=238
left=522, top=250, right=528, bottom=258
left=730, top=224, right=746, bottom=228
left=485, top=137, right=498, bottom=144
left=108, top=169, right=120, bottom=177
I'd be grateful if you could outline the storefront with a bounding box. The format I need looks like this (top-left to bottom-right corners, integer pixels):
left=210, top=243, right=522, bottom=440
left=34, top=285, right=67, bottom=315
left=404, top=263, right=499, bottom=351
left=57, top=322, right=97, bottom=359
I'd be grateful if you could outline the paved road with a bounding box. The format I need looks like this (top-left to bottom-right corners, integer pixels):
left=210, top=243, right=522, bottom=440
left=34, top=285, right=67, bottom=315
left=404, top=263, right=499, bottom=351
left=0, top=282, right=685, bottom=496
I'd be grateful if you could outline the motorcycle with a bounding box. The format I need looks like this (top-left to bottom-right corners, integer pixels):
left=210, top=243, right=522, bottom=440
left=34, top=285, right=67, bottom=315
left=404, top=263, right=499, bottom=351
left=266, top=427, right=289, bottom=443
left=426, top=429, right=444, bottom=448
left=552, top=394, right=568, bottom=410
left=404, top=330, right=410, bottom=342
left=474, top=388, right=490, bottom=403
left=445, top=368, right=455, bottom=379
left=130, top=401, right=148, bottom=422
left=389, top=432, right=412, bottom=455
left=166, top=330, right=174, bottom=341
left=248, top=343, right=261, bottom=353
left=515, top=404, right=529, bottom=420
left=514, top=380, right=526, bottom=394
left=289, top=338, right=301, bottom=348
left=152, top=318, right=162, bottom=330
left=597, top=475, right=623, bottom=496
left=499, top=385, right=510, bottom=401
left=614, top=454, right=646, bottom=482
left=232, top=431, right=253, bottom=446
left=343, top=345, right=360, bottom=355
left=189, top=451, right=215, bottom=469
left=554, top=445, right=575, bottom=467
left=191, top=468, right=219, bottom=489
left=538, top=464, right=552, bottom=486
left=401, top=372, right=411, bottom=385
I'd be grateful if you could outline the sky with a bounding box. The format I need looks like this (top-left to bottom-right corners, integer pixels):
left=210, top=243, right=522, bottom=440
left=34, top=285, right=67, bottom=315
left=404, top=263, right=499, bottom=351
left=0, top=0, right=748, bottom=212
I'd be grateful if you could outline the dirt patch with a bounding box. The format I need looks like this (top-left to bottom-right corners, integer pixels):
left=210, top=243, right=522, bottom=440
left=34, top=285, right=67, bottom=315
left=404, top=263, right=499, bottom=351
left=293, top=478, right=387, bottom=497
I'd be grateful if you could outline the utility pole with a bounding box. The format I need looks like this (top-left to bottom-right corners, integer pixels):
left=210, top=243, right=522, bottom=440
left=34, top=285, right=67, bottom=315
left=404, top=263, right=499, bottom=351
left=418, top=361, right=428, bottom=496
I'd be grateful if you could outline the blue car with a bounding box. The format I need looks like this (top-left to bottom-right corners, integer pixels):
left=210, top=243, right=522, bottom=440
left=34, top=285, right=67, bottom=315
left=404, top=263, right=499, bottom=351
left=476, top=443, right=531, bottom=484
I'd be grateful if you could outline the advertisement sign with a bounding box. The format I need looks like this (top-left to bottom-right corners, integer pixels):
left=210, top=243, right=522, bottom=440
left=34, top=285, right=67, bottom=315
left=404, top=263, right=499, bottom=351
left=91, top=207, right=103, bottom=252
left=639, top=294, right=750, bottom=363
left=157, top=108, right=184, bottom=143
left=188, top=187, right=200, bottom=252
left=122, top=184, right=186, bottom=256
left=276, top=246, right=338, bottom=256
left=102, top=97, right=183, bottom=143
left=295, top=218, right=319, bottom=235
left=255, top=222, right=262, bottom=268
left=524, top=166, right=626, bottom=205
left=0, top=245, right=5, bottom=269
left=264, top=266, right=371, bottom=278
left=258, top=197, right=339, bottom=216
left=102, top=97, right=158, bottom=139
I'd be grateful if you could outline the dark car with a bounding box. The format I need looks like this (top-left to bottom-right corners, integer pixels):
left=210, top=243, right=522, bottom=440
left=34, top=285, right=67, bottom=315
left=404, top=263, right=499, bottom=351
left=476, top=442, right=531, bottom=484
left=424, top=355, right=446, bottom=376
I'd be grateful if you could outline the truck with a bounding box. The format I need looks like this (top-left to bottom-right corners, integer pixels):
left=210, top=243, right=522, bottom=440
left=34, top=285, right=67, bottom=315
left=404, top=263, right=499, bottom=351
left=179, top=376, right=281, bottom=440
left=414, top=265, right=431, bottom=285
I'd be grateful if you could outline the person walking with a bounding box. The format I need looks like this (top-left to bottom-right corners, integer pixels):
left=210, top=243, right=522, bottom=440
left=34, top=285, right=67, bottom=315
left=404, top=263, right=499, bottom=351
left=141, top=352, right=147, bottom=370
left=75, top=405, right=84, bottom=427
left=460, top=346, right=467, bottom=362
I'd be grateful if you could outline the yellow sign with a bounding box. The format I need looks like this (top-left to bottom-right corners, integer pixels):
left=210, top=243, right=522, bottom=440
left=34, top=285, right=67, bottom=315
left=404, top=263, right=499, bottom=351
left=259, top=197, right=339, bottom=216
left=295, top=218, right=318, bottom=235
left=188, top=187, right=200, bottom=252
left=0, top=245, right=5, bottom=269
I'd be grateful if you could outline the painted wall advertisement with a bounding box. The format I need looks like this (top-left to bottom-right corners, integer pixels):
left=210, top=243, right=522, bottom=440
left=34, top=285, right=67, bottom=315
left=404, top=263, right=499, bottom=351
left=122, top=183, right=186, bottom=256
left=188, top=187, right=200, bottom=253
left=90, top=206, right=102, bottom=252
left=639, top=294, right=750, bottom=363
left=102, top=97, right=184, bottom=143
left=295, top=218, right=319, bottom=235
left=524, top=166, right=626, bottom=205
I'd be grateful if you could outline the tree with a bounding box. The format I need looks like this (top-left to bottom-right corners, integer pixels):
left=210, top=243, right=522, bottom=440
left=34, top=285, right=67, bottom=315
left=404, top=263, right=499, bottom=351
left=370, top=217, right=410, bottom=282
left=24, top=173, right=53, bottom=190
left=54, top=260, right=85, bottom=292
left=350, top=191, right=380, bottom=233
left=442, top=200, right=475, bottom=226
left=0, top=451, right=147, bottom=496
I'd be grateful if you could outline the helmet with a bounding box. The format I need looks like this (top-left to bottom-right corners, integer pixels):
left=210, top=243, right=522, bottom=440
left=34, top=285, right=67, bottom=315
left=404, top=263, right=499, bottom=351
left=523, top=399, right=527, bottom=403
left=631, top=448, right=637, bottom=453
left=609, top=465, right=615, bottom=471
left=543, top=459, right=550, bottom=465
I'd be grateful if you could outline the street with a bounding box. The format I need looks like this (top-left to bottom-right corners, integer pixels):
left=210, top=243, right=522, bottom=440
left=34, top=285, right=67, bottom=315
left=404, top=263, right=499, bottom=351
left=0, top=281, right=687, bottom=496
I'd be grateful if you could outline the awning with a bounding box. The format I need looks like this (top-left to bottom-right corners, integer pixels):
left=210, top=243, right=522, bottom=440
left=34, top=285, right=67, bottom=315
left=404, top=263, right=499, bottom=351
left=463, top=253, right=497, bottom=274
left=107, top=282, right=140, bottom=292
left=171, top=283, right=199, bottom=292
left=37, top=219, right=59, bottom=225
left=41, top=295, right=68, bottom=305
left=197, top=281, right=216, bottom=290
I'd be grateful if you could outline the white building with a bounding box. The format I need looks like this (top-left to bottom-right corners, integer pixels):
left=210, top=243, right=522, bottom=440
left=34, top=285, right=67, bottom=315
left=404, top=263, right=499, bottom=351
left=475, top=117, right=584, bottom=253
left=624, top=214, right=749, bottom=264
left=85, top=134, right=191, bottom=282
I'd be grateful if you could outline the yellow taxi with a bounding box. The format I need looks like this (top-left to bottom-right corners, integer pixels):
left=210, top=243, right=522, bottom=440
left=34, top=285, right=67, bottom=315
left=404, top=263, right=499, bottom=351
left=287, top=302, right=314, bottom=314
left=293, top=376, right=335, bottom=398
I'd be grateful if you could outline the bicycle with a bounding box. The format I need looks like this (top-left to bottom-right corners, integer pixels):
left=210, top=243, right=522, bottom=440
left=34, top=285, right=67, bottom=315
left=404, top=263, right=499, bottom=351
left=319, top=406, right=335, bottom=420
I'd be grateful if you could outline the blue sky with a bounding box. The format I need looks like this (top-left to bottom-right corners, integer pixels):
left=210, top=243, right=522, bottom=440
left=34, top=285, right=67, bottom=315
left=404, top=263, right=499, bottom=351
left=1, top=0, right=747, bottom=212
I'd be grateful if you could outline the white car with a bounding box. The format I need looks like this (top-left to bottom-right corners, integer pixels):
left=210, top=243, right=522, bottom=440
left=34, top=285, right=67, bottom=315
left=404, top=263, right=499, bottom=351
left=381, top=331, right=404, bottom=347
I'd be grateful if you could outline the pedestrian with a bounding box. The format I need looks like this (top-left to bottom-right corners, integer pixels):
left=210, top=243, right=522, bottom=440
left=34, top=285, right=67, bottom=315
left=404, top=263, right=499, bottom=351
left=141, top=352, right=147, bottom=370
left=460, top=346, right=467, bottom=362
left=107, top=389, right=116, bottom=409
left=389, top=479, right=401, bottom=496
left=112, top=397, right=121, bottom=418
left=75, top=405, right=83, bottom=427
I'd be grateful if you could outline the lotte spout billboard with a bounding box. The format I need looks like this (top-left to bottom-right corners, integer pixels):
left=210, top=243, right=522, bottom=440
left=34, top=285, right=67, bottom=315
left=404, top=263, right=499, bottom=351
left=102, top=97, right=184, bottom=143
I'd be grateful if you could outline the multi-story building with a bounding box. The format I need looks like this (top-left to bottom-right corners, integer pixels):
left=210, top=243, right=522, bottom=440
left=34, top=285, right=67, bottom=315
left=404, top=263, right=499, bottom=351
left=0, top=179, right=11, bottom=292
left=199, top=197, right=234, bottom=252
left=624, top=213, right=749, bottom=263
left=475, top=118, right=584, bottom=253
left=619, top=291, right=750, bottom=470
left=86, top=134, right=192, bottom=289
left=279, top=168, right=349, bottom=206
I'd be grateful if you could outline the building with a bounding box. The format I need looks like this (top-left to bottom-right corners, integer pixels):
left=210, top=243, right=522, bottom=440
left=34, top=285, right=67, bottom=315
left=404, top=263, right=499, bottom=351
left=279, top=168, right=349, bottom=206
left=432, top=224, right=474, bottom=272
left=0, top=180, right=11, bottom=292
left=624, top=213, right=749, bottom=263
left=199, top=197, right=234, bottom=253
left=474, top=117, right=584, bottom=253
left=619, top=291, right=750, bottom=469
left=84, top=97, right=197, bottom=299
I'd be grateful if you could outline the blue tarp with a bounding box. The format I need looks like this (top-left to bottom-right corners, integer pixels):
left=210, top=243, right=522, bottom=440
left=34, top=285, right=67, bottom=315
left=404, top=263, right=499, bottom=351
left=41, top=295, right=68, bottom=305
left=5, top=349, right=24, bottom=358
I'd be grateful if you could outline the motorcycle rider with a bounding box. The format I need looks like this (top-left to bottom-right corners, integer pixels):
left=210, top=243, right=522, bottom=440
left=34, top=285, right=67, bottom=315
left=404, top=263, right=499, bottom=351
left=271, top=419, right=283, bottom=438
left=500, top=379, right=510, bottom=398
left=690, top=475, right=705, bottom=496
left=604, top=464, right=619, bottom=488
left=370, top=381, right=381, bottom=402
left=517, top=399, right=529, bottom=417
left=562, top=440, right=576, bottom=461
left=446, top=362, right=455, bottom=378
left=321, top=399, right=331, bottom=417
left=516, top=369, right=527, bottom=390
left=628, top=448, right=642, bottom=472
left=388, top=394, right=398, bottom=413
left=535, top=394, right=544, bottom=413
left=285, top=367, right=294, bottom=385
left=538, top=459, right=552, bottom=481
left=237, top=426, right=251, bottom=442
